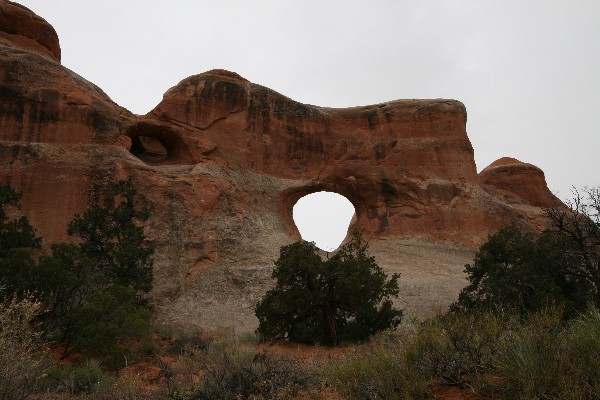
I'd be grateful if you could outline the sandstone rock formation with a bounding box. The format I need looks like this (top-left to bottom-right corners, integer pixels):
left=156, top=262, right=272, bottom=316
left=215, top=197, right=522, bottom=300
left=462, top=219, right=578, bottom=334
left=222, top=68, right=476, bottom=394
left=0, top=1, right=60, bottom=62
left=480, top=157, right=557, bottom=207
left=0, top=1, right=558, bottom=329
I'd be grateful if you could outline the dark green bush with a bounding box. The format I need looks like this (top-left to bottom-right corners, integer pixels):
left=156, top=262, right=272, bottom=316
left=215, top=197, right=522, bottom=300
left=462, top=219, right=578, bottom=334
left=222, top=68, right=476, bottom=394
left=0, top=184, right=41, bottom=299
left=72, top=285, right=153, bottom=368
left=0, top=180, right=156, bottom=367
left=67, top=179, right=154, bottom=293
left=256, top=234, right=402, bottom=346
left=456, top=226, right=592, bottom=317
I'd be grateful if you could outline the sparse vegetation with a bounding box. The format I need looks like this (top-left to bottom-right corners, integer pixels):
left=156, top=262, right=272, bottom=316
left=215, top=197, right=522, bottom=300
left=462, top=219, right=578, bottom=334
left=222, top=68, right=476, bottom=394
left=456, top=187, right=600, bottom=317
left=0, top=292, right=48, bottom=400
left=153, top=330, right=319, bottom=400
left=181, top=336, right=318, bottom=399
left=2, top=179, right=600, bottom=399
left=326, top=306, right=600, bottom=399
left=42, top=359, right=148, bottom=399
left=0, top=180, right=154, bottom=368
left=326, top=187, right=600, bottom=399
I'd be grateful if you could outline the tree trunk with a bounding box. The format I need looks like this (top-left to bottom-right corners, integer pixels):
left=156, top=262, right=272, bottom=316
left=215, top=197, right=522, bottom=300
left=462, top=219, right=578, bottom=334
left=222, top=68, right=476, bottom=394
left=319, top=304, right=338, bottom=346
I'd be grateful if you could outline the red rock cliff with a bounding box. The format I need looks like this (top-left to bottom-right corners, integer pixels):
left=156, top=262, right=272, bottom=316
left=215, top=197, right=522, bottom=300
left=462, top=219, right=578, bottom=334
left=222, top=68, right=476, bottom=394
left=0, top=1, right=558, bottom=328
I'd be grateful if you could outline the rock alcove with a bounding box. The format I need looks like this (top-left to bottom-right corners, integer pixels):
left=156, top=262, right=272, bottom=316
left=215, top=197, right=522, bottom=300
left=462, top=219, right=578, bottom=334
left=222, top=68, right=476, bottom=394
left=126, top=121, right=194, bottom=165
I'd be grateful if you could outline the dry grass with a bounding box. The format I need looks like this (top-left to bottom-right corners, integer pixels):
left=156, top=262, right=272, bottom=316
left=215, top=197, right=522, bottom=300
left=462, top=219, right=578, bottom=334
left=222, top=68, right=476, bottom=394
left=0, top=294, right=48, bottom=400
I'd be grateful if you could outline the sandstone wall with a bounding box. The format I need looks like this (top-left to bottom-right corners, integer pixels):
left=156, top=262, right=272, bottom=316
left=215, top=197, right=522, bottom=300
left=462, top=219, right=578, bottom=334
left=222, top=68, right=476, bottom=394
left=0, top=1, right=558, bottom=329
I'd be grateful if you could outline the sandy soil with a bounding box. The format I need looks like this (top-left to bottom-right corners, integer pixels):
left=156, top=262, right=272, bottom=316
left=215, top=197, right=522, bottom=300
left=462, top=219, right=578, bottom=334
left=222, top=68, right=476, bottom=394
left=156, top=235, right=475, bottom=335
left=370, top=238, right=475, bottom=321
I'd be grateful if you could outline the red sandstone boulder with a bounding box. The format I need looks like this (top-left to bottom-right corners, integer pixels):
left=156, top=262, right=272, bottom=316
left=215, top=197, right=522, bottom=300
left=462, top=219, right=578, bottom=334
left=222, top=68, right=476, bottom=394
left=480, top=157, right=556, bottom=207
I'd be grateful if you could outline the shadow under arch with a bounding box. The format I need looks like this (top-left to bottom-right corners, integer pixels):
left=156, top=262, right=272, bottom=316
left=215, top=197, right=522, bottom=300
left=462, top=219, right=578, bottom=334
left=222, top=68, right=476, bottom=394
left=126, top=121, right=194, bottom=165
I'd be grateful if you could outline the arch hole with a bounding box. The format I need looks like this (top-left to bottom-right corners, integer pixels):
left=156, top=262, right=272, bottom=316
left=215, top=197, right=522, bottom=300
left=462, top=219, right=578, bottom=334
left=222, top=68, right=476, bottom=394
left=292, top=191, right=356, bottom=252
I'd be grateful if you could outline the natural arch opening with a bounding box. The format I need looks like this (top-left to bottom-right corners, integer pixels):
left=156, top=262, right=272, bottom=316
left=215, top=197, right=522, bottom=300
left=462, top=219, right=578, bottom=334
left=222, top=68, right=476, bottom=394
left=293, top=191, right=356, bottom=252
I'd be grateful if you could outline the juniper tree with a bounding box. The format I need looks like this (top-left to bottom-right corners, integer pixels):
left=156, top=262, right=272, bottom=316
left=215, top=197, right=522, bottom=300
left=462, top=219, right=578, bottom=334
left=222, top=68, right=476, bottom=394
left=256, top=234, right=402, bottom=346
left=0, top=184, right=40, bottom=298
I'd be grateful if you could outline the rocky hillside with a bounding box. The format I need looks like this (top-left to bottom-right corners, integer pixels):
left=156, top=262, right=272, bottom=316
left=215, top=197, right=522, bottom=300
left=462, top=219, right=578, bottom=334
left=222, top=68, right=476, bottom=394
left=0, top=0, right=558, bottom=330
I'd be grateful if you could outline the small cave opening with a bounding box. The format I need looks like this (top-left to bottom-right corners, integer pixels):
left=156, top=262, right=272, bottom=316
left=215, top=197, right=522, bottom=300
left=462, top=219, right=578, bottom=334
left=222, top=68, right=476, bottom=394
left=131, top=135, right=168, bottom=162
left=292, top=191, right=356, bottom=252
left=126, top=121, right=193, bottom=165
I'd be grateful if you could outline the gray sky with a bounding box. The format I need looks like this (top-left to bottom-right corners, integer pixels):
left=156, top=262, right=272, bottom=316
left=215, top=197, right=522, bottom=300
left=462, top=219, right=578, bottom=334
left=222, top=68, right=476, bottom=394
left=17, top=1, right=600, bottom=248
left=293, top=192, right=355, bottom=250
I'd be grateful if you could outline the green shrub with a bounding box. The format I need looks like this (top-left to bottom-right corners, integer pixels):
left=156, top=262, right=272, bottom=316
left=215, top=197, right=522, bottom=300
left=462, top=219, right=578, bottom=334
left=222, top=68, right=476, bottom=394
left=560, top=308, right=600, bottom=399
left=42, top=360, right=153, bottom=400
left=404, top=310, right=508, bottom=388
left=72, top=284, right=154, bottom=368
left=236, top=330, right=260, bottom=346
left=490, top=305, right=600, bottom=400
left=456, top=227, right=591, bottom=317
left=167, top=328, right=210, bottom=356
left=493, top=306, right=565, bottom=399
left=67, top=179, right=154, bottom=293
left=101, top=373, right=146, bottom=400
left=326, top=306, right=600, bottom=400
left=67, top=359, right=115, bottom=395
left=325, top=312, right=507, bottom=399
left=325, top=345, right=428, bottom=400
left=0, top=180, right=156, bottom=367
left=0, top=184, right=41, bottom=299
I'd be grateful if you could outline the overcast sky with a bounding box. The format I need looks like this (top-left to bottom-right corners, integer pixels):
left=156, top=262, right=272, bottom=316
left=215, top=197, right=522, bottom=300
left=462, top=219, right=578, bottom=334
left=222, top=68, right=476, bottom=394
left=17, top=1, right=600, bottom=249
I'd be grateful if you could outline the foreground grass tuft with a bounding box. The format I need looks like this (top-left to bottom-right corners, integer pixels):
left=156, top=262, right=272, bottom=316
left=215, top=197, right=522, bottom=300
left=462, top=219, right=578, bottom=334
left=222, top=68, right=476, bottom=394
left=326, top=307, right=600, bottom=399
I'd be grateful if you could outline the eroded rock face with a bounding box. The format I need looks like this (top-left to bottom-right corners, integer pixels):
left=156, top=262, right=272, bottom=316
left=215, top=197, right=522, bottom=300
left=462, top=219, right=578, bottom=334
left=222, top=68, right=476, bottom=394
left=0, top=1, right=60, bottom=62
left=0, top=1, right=558, bottom=329
left=149, top=71, right=485, bottom=243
